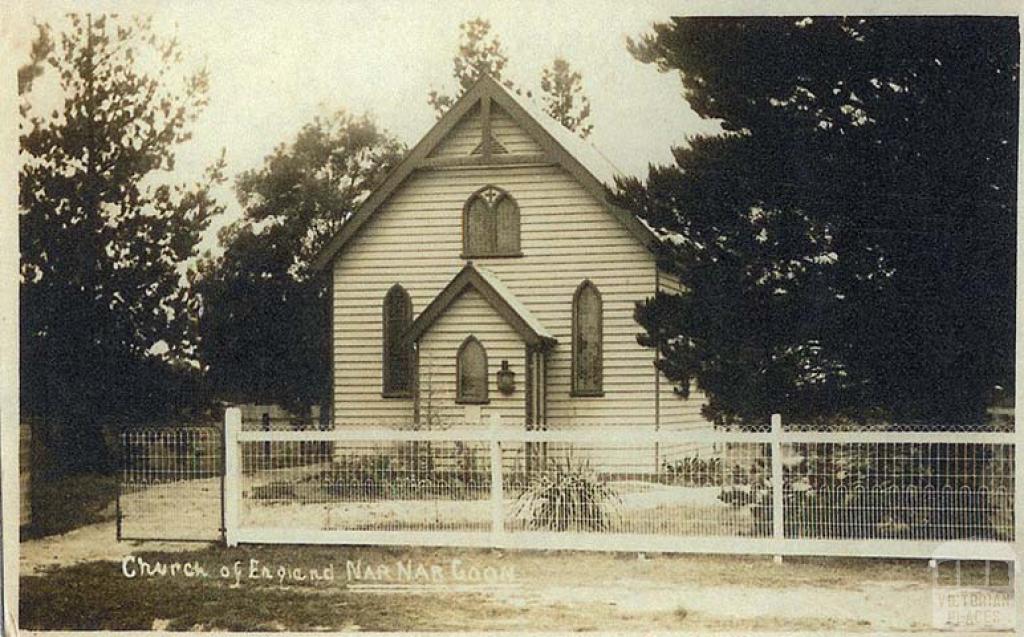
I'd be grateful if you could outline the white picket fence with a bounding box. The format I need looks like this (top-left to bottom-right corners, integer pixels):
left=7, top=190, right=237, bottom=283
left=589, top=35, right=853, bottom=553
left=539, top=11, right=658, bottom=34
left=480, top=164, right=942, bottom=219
left=221, top=409, right=1019, bottom=562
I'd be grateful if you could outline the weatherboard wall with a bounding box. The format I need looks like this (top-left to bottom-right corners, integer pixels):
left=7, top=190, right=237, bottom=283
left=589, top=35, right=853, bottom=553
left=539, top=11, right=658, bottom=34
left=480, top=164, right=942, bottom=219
left=490, top=105, right=545, bottom=155
left=416, top=287, right=525, bottom=425
left=331, top=111, right=712, bottom=429
left=428, top=104, right=483, bottom=158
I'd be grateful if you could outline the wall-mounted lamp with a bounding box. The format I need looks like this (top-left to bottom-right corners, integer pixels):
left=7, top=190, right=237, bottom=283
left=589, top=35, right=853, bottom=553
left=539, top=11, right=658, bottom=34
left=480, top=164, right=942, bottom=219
left=497, top=360, right=516, bottom=394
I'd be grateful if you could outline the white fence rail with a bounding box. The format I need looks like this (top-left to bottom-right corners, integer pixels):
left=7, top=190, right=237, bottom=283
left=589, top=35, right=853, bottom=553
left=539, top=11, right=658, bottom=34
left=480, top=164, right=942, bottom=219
left=221, top=410, right=1016, bottom=561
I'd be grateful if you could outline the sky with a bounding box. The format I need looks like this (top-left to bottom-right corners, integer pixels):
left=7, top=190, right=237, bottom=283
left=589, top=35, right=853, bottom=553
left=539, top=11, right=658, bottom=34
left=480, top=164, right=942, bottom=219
left=16, top=0, right=725, bottom=252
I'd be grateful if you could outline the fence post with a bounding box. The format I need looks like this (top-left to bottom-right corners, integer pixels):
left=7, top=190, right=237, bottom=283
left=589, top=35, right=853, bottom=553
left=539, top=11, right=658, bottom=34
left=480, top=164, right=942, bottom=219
left=1015, top=403, right=1023, bottom=632
left=223, top=407, right=241, bottom=547
left=771, top=413, right=784, bottom=564
left=489, top=413, right=505, bottom=548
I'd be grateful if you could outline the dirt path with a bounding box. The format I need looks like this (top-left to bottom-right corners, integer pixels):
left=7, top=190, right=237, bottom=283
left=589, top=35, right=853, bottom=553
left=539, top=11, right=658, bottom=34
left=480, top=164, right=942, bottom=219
left=20, top=521, right=213, bottom=575
left=501, top=577, right=932, bottom=631
left=20, top=533, right=1008, bottom=632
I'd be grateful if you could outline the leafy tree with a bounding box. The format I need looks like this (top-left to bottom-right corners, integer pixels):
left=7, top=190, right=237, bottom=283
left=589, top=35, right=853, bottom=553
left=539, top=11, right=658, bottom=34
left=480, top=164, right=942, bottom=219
left=540, top=57, right=593, bottom=138
left=17, top=23, right=53, bottom=104
left=615, top=17, right=1017, bottom=426
left=429, top=18, right=597, bottom=140
left=194, top=111, right=404, bottom=411
left=19, top=14, right=224, bottom=470
left=428, top=18, right=521, bottom=116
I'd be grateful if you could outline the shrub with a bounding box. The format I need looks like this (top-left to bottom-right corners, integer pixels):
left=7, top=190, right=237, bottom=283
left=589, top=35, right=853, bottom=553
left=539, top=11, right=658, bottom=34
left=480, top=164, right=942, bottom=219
left=24, top=473, right=118, bottom=539
left=662, top=456, right=724, bottom=487
left=741, top=444, right=1011, bottom=540
left=307, top=446, right=488, bottom=501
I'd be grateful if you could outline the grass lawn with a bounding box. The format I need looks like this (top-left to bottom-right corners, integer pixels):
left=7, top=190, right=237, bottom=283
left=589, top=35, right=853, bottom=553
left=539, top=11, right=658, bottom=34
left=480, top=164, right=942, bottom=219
left=22, top=473, right=118, bottom=539
left=19, top=542, right=974, bottom=632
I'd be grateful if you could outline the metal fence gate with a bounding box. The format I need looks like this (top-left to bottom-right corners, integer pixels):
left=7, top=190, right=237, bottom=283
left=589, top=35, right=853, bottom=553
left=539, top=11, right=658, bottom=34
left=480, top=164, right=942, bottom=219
left=118, top=427, right=223, bottom=541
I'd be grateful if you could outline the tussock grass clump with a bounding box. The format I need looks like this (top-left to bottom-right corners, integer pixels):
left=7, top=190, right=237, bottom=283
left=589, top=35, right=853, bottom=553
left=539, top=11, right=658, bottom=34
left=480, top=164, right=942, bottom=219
left=512, top=456, right=620, bottom=532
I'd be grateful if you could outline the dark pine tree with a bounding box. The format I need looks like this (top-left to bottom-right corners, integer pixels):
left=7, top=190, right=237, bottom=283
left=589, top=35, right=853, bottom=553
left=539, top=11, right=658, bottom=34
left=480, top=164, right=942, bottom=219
left=19, top=15, right=224, bottom=471
left=613, top=17, right=1018, bottom=427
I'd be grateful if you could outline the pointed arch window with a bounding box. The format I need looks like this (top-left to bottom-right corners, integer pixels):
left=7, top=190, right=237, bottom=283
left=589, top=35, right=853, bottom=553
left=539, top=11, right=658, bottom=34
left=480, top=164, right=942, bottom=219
left=382, top=284, right=413, bottom=397
left=456, top=336, right=489, bottom=404
left=463, top=185, right=521, bottom=257
left=572, top=280, right=603, bottom=396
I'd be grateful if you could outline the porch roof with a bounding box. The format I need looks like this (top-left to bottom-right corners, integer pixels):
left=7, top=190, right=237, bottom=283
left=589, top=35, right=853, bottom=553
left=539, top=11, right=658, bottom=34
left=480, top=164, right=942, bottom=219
left=403, top=262, right=556, bottom=350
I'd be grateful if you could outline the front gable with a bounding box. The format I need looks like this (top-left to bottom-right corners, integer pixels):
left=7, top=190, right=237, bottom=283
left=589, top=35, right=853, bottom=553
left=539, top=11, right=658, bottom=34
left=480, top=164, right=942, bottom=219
left=414, top=285, right=528, bottom=426
left=405, top=263, right=556, bottom=350
left=311, top=75, right=660, bottom=271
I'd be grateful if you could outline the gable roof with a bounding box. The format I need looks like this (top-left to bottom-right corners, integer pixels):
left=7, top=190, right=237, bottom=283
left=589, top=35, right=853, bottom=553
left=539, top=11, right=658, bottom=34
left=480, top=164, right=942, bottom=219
left=403, top=263, right=556, bottom=350
left=311, top=75, right=661, bottom=272
left=507, top=83, right=624, bottom=187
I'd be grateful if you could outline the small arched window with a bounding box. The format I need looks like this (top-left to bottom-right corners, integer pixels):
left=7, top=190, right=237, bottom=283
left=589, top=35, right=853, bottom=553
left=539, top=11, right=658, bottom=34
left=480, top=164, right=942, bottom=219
left=382, top=284, right=413, bottom=397
left=456, top=336, right=489, bottom=404
left=572, top=280, right=603, bottom=396
left=463, top=185, right=520, bottom=257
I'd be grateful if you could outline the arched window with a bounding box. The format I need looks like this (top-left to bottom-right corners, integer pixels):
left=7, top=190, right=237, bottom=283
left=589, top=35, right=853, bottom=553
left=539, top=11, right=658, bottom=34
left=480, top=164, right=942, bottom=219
left=572, top=280, right=603, bottom=396
left=463, top=185, right=520, bottom=257
left=456, top=336, right=489, bottom=404
left=382, top=284, right=413, bottom=397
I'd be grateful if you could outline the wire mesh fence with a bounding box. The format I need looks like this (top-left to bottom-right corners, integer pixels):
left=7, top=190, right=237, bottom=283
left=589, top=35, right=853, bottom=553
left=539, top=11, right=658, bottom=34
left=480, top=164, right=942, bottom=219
left=780, top=441, right=1014, bottom=541
left=231, top=422, right=1015, bottom=554
left=119, top=427, right=223, bottom=541
left=120, top=414, right=1017, bottom=557
left=501, top=440, right=770, bottom=537
left=240, top=439, right=493, bottom=532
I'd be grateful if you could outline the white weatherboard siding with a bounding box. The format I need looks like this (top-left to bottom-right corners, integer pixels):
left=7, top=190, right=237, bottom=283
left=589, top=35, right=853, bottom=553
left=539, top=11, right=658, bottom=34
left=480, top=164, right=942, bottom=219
left=331, top=102, right=713, bottom=429
left=427, top=104, right=546, bottom=158
left=417, top=288, right=524, bottom=426
left=490, top=105, right=545, bottom=155
left=659, top=376, right=712, bottom=428
left=429, top=104, right=481, bottom=158
left=656, top=268, right=685, bottom=296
